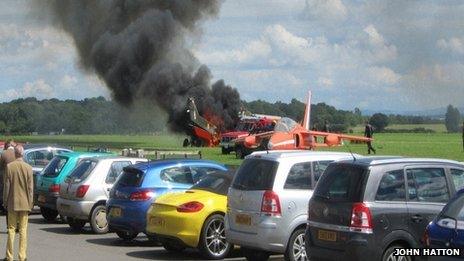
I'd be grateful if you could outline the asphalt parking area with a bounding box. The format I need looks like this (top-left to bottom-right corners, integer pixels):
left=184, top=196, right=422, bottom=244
left=0, top=212, right=283, bottom=261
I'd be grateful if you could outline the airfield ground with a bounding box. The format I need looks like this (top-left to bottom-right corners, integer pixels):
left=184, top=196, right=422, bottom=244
left=2, top=124, right=463, bottom=165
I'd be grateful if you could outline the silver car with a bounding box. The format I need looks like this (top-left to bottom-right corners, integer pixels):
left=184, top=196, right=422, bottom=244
left=225, top=150, right=358, bottom=261
left=57, top=156, right=147, bottom=233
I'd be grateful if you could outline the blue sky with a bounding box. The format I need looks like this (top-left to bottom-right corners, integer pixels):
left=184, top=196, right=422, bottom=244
left=1, top=0, right=464, bottom=111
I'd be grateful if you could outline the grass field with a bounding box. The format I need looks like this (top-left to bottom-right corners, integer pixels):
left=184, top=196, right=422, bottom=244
left=351, top=123, right=447, bottom=133
left=2, top=132, right=464, bottom=166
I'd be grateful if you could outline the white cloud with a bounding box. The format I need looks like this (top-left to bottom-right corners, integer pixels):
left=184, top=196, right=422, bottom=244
left=60, top=74, right=78, bottom=89
left=362, top=24, right=397, bottom=62
left=317, top=77, right=333, bottom=87
left=437, top=37, right=464, bottom=55
left=366, top=66, right=401, bottom=85
left=195, top=39, right=271, bottom=65
left=3, top=79, right=54, bottom=101
left=302, top=0, right=347, bottom=22
left=400, top=63, right=464, bottom=108
left=23, top=79, right=54, bottom=97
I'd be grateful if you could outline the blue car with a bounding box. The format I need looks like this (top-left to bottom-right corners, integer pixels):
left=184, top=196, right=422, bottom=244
left=425, top=188, right=464, bottom=260
left=106, top=159, right=228, bottom=240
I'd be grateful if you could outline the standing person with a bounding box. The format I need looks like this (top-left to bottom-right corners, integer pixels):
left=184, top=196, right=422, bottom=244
left=3, top=145, right=33, bottom=261
left=462, top=121, right=464, bottom=152
left=322, top=120, right=330, bottom=132
left=0, top=140, right=16, bottom=214
left=364, top=121, right=376, bottom=154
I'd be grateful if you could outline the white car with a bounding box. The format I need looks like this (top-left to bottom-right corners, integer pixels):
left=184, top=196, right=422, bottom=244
left=57, top=156, right=148, bottom=234
left=225, top=150, right=359, bottom=261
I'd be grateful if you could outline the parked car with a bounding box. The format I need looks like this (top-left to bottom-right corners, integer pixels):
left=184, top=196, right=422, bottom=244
left=36, top=151, right=112, bottom=221
left=107, top=159, right=228, bottom=241
left=23, top=144, right=72, bottom=175
left=424, top=188, right=464, bottom=260
left=57, top=156, right=147, bottom=233
left=225, top=150, right=357, bottom=261
left=146, top=170, right=233, bottom=259
left=0, top=144, right=72, bottom=208
left=306, top=156, right=464, bottom=261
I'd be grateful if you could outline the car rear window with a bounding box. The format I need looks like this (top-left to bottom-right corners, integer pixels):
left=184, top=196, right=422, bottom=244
left=314, top=164, right=366, bottom=202
left=116, top=168, right=145, bottom=187
left=191, top=171, right=231, bottom=196
left=67, top=159, right=98, bottom=182
left=42, top=156, right=69, bottom=178
left=232, top=159, right=278, bottom=191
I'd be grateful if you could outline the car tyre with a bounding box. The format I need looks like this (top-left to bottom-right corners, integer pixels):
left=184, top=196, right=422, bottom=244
left=40, top=207, right=58, bottom=222
left=241, top=247, right=270, bottom=261
left=285, top=228, right=308, bottom=261
left=235, top=146, right=245, bottom=159
left=382, top=244, right=412, bottom=261
left=90, top=205, right=108, bottom=234
left=199, top=214, right=232, bottom=260
left=68, top=218, right=86, bottom=231
left=116, top=231, right=138, bottom=241
left=161, top=241, right=186, bottom=253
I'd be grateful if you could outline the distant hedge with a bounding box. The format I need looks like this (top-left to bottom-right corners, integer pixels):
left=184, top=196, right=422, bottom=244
left=383, top=128, right=436, bottom=133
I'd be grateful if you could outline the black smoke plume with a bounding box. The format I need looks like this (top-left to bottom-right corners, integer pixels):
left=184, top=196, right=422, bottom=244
left=37, top=0, right=240, bottom=131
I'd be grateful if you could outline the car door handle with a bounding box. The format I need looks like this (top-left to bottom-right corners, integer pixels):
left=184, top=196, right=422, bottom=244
left=411, top=215, right=423, bottom=223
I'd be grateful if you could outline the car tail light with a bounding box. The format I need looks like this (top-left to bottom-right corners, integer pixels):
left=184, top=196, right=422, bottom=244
left=177, top=201, right=204, bottom=212
left=422, top=229, right=430, bottom=247
left=350, top=203, right=373, bottom=232
left=49, top=184, right=60, bottom=193
left=75, top=185, right=90, bottom=198
left=130, top=190, right=155, bottom=201
left=261, top=190, right=281, bottom=216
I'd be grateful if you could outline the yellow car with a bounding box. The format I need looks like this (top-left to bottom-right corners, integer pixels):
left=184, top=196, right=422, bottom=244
left=146, top=171, right=233, bottom=260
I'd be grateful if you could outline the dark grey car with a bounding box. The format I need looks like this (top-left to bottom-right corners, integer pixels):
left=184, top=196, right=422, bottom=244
left=306, top=157, right=464, bottom=261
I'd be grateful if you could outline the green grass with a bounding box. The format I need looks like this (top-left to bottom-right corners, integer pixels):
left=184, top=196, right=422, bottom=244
left=2, top=132, right=464, bottom=166
left=386, top=124, right=447, bottom=132
left=351, top=123, right=446, bottom=133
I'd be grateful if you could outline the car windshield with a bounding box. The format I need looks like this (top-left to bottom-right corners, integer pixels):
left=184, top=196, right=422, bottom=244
left=42, top=156, right=68, bottom=178
left=67, top=159, right=98, bottom=182
left=274, top=117, right=298, bottom=132
left=232, top=159, right=279, bottom=190
left=191, top=171, right=231, bottom=195
left=438, top=193, right=464, bottom=230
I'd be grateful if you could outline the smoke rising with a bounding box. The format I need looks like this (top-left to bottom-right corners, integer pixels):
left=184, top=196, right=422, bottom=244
left=36, top=0, right=240, bottom=131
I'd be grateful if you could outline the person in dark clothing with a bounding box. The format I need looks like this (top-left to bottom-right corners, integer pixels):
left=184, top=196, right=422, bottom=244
left=322, top=120, right=330, bottom=132
left=0, top=140, right=16, bottom=214
left=364, top=121, right=376, bottom=154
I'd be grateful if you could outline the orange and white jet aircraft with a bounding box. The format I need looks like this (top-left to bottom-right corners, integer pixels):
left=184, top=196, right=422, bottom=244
left=233, top=91, right=372, bottom=158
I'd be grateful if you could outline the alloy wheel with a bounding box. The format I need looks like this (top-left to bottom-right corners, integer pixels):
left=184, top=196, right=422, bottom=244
left=95, top=208, right=107, bottom=229
left=386, top=253, right=410, bottom=261
left=292, top=233, right=308, bottom=261
left=205, top=218, right=228, bottom=257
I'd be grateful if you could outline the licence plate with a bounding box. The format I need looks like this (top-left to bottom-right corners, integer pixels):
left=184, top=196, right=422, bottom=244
left=235, top=213, right=251, bottom=226
left=109, top=207, right=121, bottom=217
left=38, top=194, right=46, bottom=203
left=317, top=229, right=337, bottom=242
left=150, top=216, right=165, bottom=227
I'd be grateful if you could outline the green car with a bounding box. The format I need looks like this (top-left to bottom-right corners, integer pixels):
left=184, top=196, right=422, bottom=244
left=36, top=151, right=113, bottom=221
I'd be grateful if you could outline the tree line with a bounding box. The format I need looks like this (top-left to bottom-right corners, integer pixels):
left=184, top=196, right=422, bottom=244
left=243, top=99, right=461, bottom=133
left=0, top=97, right=460, bottom=135
left=0, top=97, right=168, bottom=135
